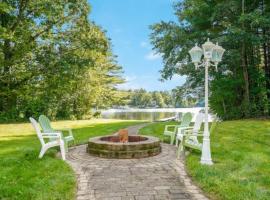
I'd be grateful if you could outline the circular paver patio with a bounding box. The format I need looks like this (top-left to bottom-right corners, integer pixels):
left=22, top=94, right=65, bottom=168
left=66, top=124, right=209, bottom=200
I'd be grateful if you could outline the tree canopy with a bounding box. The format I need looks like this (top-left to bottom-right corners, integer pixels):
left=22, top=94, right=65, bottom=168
left=150, top=0, right=270, bottom=119
left=0, top=0, right=124, bottom=121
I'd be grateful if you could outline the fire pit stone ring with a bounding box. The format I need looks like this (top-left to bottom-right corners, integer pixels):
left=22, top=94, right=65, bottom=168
left=87, top=135, right=161, bottom=159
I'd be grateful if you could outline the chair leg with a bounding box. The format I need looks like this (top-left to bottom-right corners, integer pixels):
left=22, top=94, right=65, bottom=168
left=63, top=138, right=69, bottom=153
left=170, top=134, right=175, bottom=145
left=177, top=141, right=184, bottom=159
left=175, top=138, right=179, bottom=147
left=60, top=141, right=66, bottom=160
left=39, top=147, right=46, bottom=158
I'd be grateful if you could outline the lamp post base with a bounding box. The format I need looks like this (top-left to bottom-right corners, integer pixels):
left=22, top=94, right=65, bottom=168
left=200, top=159, right=213, bottom=165
left=200, top=133, right=213, bottom=165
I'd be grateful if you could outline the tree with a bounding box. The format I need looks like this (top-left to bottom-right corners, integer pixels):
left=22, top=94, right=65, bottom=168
left=160, top=91, right=173, bottom=107
left=152, top=91, right=165, bottom=108
left=0, top=0, right=124, bottom=121
left=150, top=0, right=270, bottom=119
left=129, top=89, right=152, bottom=108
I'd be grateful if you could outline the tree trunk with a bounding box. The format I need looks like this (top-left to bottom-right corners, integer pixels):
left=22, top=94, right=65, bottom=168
left=262, top=0, right=270, bottom=116
left=241, top=43, right=250, bottom=116
left=265, top=41, right=270, bottom=116
left=1, top=40, right=16, bottom=113
left=241, top=0, right=250, bottom=117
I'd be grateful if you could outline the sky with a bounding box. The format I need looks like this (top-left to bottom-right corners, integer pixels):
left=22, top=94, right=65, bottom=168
left=89, top=0, right=186, bottom=91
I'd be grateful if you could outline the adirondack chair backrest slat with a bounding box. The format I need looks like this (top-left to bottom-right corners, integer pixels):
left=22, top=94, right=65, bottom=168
left=39, top=115, right=54, bottom=132
left=179, top=112, right=192, bottom=127
left=186, top=113, right=204, bottom=145
left=193, top=113, right=204, bottom=134
left=29, top=117, right=45, bottom=146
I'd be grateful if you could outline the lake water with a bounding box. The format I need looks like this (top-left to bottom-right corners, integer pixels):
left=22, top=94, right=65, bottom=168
left=101, top=107, right=208, bottom=121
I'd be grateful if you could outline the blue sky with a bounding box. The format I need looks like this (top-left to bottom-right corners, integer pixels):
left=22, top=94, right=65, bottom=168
left=89, top=0, right=186, bottom=91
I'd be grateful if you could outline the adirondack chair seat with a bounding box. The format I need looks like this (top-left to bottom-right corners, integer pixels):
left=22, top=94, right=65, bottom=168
left=184, top=134, right=203, bottom=150
left=177, top=131, right=203, bottom=150
left=185, top=139, right=202, bottom=147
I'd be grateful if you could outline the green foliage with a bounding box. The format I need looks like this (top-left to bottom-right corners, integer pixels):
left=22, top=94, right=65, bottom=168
left=0, top=0, right=124, bottom=121
left=127, top=89, right=175, bottom=108
left=139, top=120, right=270, bottom=200
left=0, top=119, right=143, bottom=199
left=152, top=91, right=166, bottom=107
left=150, top=0, right=270, bottom=119
left=172, top=85, right=200, bottom=107
left=129, top=89, right=153, bottom=108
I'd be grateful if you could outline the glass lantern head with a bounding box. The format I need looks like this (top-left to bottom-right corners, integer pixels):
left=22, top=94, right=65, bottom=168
left=212, top=42, right=225, bottom=63
left=202, top=38, right=215, bottom=59
left=188, top=43, right=203, bottom=65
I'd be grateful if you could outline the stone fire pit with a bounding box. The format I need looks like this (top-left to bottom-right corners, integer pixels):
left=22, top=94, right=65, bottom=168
left=87, top=135, right=161, bottom=159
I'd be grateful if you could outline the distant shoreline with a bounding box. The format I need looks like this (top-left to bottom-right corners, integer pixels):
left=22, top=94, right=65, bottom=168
left=101, top=107, right=204, bottom=113
left=101, top=107, right=214, bottom=122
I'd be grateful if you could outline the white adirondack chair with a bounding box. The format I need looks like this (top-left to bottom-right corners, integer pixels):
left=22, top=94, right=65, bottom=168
left=163, top=112, right=193, bottom=145
left=29, top=117, right=66, bottom=160
left=38, top=115, right=74, bottom=152
left=176, top=113, right=204, bottom=150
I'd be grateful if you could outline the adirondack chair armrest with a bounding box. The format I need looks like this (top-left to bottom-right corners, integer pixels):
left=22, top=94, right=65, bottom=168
left=164, top=125, right=177, bottom=132
left=178, top=126, right=193, bottom=132
left=184, top=133, right=204, bottom=137
left=42, top=132, right=61, bottom=139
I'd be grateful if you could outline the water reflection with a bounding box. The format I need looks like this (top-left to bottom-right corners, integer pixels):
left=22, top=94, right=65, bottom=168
left=101, top=108, right=206, bottom=121
left=102, top=111, right=177, bottom=121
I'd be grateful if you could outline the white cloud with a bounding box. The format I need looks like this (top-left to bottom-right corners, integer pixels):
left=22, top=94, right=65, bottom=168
left=124, top=75, right=137, bottom=82
left=145, top=51, right=162, bottom=61
left=140, top=41, right=148, bottom=48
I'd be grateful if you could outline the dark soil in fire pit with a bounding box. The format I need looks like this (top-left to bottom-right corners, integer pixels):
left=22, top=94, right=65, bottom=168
left=100, top=135, right=148, bottom=143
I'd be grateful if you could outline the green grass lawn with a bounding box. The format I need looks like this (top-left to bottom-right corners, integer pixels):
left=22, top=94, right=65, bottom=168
left=139, top=120, right=270, bottom=200
left=0, top=119, right=143, bottom=200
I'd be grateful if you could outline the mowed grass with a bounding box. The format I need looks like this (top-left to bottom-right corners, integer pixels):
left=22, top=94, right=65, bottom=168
left=0, top=119, right=144, bottom=200
left=139, top=120, right=270, bottom=200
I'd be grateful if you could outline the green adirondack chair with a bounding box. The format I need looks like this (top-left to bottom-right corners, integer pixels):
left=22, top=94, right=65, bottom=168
left=177, top=114, right=218, bottom=158
left=38, top=115, right=74, bottom=151
left=163, top=112, right=193, bottom=145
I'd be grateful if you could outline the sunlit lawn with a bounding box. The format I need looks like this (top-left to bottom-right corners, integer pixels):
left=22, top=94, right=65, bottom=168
left=139, top=120, right=270, bottom=200
left=0, top=119, right=144, bottom=200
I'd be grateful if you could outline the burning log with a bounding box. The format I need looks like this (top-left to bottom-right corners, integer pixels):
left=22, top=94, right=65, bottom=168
left=118, top=129, right=128, bottom=143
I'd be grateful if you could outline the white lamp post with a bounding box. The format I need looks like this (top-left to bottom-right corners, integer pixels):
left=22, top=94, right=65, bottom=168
left=189, top=39, right=225, bottom=165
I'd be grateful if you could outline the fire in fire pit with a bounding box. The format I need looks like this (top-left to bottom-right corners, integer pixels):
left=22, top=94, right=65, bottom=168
left=118, top=129, right=128, bottom=143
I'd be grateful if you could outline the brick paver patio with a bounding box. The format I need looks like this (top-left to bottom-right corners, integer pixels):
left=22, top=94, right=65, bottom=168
left=66, top=124, right=209, bottom=200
